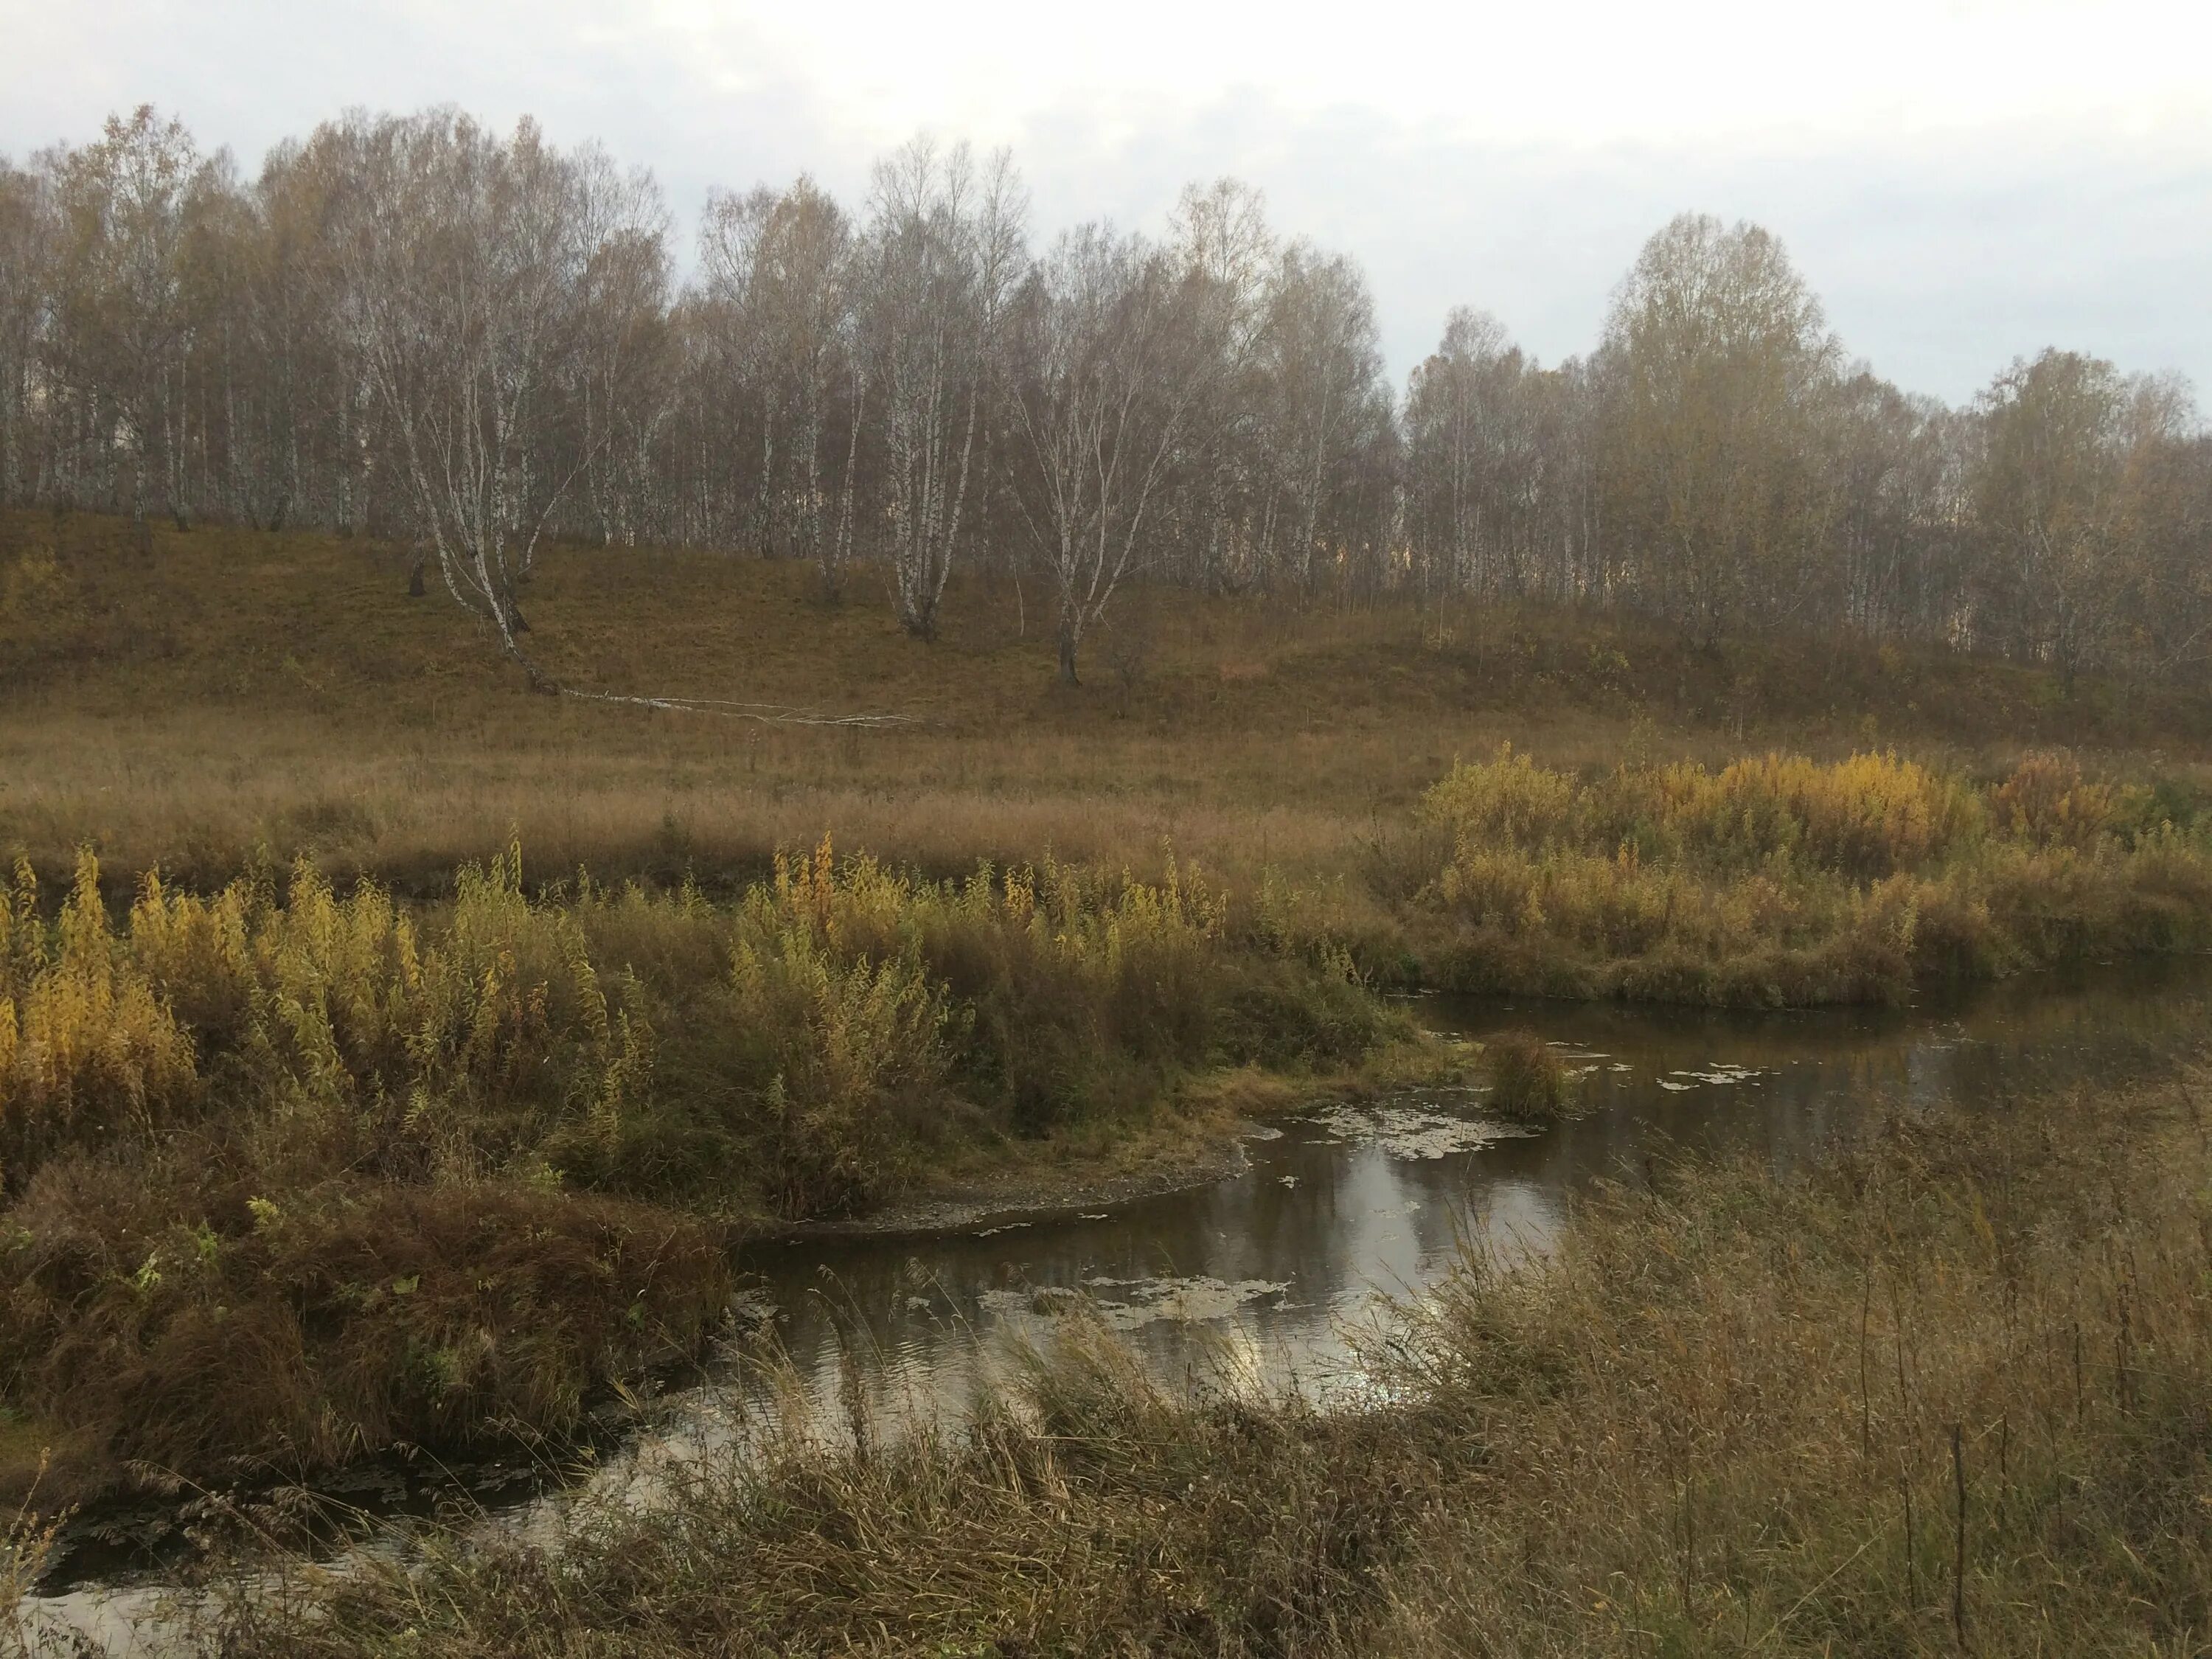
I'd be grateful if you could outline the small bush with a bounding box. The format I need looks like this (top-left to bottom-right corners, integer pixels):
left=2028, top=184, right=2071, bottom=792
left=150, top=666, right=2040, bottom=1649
left=1991, top=748, right=2115, bottom=846
left=0, top=1158, right=728, bottom=1494
left=1484, top=1029, right=1572, bottom=1123
left=1, top=854, right=198, bottom=1192
left=1422, top=743, right=1578, bottom=852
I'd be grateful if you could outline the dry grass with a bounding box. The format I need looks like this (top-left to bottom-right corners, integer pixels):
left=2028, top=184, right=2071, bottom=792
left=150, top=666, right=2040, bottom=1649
left=1411, top=744, right=2212, bottom=1004
left=167, top=1051, right=2212, bottom=1658
left=4, top=508, right=2208, bottom=907
left=1481, top=1028, right=1575, bottom=1122
left=6, top=509, right=2212, bottom=1596
left=1371, top=1074, right=2212, bottom=1655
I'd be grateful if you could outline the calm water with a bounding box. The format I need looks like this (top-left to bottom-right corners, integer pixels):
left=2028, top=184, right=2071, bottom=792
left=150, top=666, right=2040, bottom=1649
left=21, top=958, right=2210, bottom=1654
left=720, top=957, right=2205, bottom=1440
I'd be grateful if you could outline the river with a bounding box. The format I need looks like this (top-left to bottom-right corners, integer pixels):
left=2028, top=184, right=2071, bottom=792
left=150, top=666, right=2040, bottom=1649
left=18, top=957, right=2208, bottom=1655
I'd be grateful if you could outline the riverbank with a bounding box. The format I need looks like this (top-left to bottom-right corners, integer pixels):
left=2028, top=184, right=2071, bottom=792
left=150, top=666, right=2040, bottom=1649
left=7, top=784, right=2212, bottom=1521
left=0, top=841, right=1423, bottom=1517
left=66, top=1042, right=2208, bottom=1657
left=782, top=1057, right=1462, bottom=1240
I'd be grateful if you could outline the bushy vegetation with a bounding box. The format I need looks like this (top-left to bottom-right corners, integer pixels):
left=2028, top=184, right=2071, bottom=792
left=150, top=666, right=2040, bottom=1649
left=0, top=839, right=1389, bottom=1508
left=1481, top=1029, right=1574, bottom=1123
left=1409, top=745, right=2212, bottom=1004
left=131, top=1053, right=2212, bottom=1658
left=2, top=839, right=1377, bottom=1212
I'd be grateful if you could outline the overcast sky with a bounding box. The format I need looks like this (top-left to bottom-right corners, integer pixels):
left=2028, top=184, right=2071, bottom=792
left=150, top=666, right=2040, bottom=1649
left=3, top=0, right=2207, bottom=406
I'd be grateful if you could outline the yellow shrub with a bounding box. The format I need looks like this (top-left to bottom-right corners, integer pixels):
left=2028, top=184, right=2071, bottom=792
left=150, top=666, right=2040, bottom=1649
left=1423, top=745, right=1579, bottom=852
left=1659, top=751, right=1979, bottom=876
left=1, top=852, right=197, bottom=1183
left=0, top=858, right=44, bottom=1006
left=1992, top=751, right=2115, bottom=847
left=128, top=869, right=258, bottom=1034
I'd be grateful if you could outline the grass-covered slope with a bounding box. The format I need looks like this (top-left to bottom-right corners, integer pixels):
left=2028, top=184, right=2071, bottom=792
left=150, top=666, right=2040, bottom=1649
left=4, top=507, right=2208, bottom=902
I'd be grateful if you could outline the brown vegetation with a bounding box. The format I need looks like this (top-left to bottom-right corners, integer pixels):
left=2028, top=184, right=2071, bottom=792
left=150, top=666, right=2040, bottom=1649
left=4, top=509, right=2206, bottom=904
left=1410, top=743, right=2212, bottom=1004
left=0, top=824, right=1388, bottom=1510
left=1481, top=1028, right=1574, bottom=1122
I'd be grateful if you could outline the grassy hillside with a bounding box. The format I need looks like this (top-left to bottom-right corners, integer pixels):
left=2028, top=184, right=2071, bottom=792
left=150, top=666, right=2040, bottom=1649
left=4, top=508, right=2206, bottom=902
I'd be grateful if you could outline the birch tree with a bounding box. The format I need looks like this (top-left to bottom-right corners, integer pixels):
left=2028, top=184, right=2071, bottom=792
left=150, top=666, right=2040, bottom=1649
left=1596, top=213, right=1842, bottom=640
left=1253, top=243, right=1386, bottom=591
left=328, top=111, right=622, bottom=672
left=1006, top=225, right=1218, bottom=684
left=699, top=176, right=858, bottom=589
left=566, top=147, right=673, bottom=549
left=0, top=160, right=50, bottom=507
left=1973, top=349, right=2197, bottom=685
left=45, top=107, right=204, bottom=535
left=1165, top=178, right=1273, bottom=591
left=861, top=139, right=1026, bottom=640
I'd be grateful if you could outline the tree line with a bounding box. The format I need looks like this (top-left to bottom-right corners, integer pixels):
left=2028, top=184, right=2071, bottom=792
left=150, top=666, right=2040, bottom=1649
left=0, top=104, right=2205, bottom=685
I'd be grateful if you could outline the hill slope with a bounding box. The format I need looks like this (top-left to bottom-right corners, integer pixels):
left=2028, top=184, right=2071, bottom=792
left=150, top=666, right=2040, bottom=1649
left=1, top=509, right=2206, bottom=894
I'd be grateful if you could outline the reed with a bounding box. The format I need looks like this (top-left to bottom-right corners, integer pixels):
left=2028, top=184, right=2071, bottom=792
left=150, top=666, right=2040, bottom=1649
left=1481, top=1028, right=1574, bottom=1123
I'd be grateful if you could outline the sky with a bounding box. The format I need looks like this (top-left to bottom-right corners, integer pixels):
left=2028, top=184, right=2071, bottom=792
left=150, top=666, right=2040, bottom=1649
left=3, top=0, right=2208, bottom=406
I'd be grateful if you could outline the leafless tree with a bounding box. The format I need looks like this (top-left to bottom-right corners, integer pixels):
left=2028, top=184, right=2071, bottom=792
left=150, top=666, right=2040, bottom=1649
left=45, top=107, right=206, bottom=535
left=329, top=111, right=626, bottom=672
left=699, top=175, right=858, bottom=591
left=861, top=139, right=1026, bottom=640
left=1253, top=242, right=1388, bottom=593
left=1006, top=224, right=1221, bottom=683
left=566, top=146, right=674, bottom=550
left=3, top=101, right=2208, bottom=692
left=1596, top=213, right=1843, bottom=641
left=0, top=159, right=52, bottom=508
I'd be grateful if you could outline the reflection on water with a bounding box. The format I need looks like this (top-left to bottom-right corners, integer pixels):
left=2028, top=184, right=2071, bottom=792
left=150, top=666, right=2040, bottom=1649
left=720, top=956, right=2204, bottom=1444
left=21, top=957, right=2208, bottom=1652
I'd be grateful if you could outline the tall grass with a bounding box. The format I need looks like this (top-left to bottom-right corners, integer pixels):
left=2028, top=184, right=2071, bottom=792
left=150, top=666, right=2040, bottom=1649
left=4, top=839, right=1376, bottom=1209
left=0, top=855, right=196, bottom=1188
left=1371, top=1066, right=2212, bottom=1655
left=1, top=1467, right=59, bottom=1655
left=1413, top=745, right=2212, bottom=1003
left=179, top=1054, right=2212, bottom=1658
